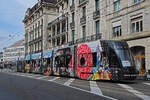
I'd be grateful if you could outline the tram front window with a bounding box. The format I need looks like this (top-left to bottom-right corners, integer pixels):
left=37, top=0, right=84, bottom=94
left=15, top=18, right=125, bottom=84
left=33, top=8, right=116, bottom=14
left=109, top=50, right=120, bottom=68
left=114, top=42, right=134, bottom=67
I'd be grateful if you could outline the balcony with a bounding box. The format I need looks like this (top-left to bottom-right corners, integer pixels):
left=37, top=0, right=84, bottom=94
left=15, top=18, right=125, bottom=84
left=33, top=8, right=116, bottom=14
left=70, top=4, right=75, bottom=12
left=69, top=33, right=102, bottom=46
left=29, top=36, right=42, bottom=45
left=93, top=10, right=100, bottom=19
left=48, top=12, right=68, bottom=28
left=79, top=0, right=88, bottom=7
left=70, top=22, right=75, bottom=30
left=80, top=16, right=86, bottom=24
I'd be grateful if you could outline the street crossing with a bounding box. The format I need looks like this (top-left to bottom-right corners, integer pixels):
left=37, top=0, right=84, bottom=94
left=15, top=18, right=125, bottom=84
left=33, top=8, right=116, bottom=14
left=2, top=71, right=150, bottom=100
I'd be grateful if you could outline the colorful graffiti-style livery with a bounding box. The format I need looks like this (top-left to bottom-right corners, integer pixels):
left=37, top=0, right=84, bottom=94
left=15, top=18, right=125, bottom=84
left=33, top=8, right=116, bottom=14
left=23, top=40, right=136, bottom=81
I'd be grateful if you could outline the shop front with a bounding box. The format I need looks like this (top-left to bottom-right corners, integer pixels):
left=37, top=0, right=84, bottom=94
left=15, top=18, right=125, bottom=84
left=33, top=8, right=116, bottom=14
left=130, top=46, right=146, bottom=76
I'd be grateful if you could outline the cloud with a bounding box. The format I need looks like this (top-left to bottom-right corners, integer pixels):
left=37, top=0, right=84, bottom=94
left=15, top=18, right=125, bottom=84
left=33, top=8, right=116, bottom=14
left=16, top=0, right=37, bottom=8
left=0, top=0, right=37, bottom=51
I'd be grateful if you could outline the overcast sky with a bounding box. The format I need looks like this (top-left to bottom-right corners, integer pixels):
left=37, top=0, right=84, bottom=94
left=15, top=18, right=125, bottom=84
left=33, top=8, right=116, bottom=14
left=0, top=0, right=37, bottom=51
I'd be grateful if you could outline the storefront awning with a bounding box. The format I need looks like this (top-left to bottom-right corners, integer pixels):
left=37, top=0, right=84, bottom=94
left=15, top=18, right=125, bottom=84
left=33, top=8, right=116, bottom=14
left=31, top=53, right=41, bottom=60
left=25, top=55, right=30, bottom=60
left=43, top=51, right=52, bottom=58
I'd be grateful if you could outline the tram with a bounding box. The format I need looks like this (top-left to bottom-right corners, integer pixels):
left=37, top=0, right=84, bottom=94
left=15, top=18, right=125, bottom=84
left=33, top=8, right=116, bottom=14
left=23, top=40, right=136, bottom=81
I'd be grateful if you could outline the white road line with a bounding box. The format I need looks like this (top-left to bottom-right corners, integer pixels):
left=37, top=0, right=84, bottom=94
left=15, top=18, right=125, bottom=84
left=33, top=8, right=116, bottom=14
left=64, top=78, right=75, bottom=86
left=37, top=76, right=49, bottom=79
left=20, top=74, right=26, bottom=77
left=90, top=81, right=103, bottom=96
left=143, top=82, right=150, bottom=86
left=48, top=77, right=60, bottom=82
left=26, top=75, right=33, bottom=77
left=48, top=80, right=117, bottom=100
left=118, top=84, right=150, bottom=100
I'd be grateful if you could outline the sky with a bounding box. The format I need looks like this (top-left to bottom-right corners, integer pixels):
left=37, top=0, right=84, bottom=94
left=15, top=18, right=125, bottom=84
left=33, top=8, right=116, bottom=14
left=0, top=0, right=37, bottom=51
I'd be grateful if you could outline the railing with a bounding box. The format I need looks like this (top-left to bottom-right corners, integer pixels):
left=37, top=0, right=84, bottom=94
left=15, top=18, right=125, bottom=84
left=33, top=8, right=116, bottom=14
left=80, top=16, right=86, bottom=24
left=29, top=36, right=42, bottom=45
left=70, top=22, right=75, bottom=29
left=93, top=10, right=100, bottom=19
left=69, top=33, right=102, bottom=46
left=48, top=12, right=68, bottom=28
left=62, top=28, right=66, bottom=33
left=57, top=30, right=60, bottom=35
left=79, top=0, right=88, bottom=6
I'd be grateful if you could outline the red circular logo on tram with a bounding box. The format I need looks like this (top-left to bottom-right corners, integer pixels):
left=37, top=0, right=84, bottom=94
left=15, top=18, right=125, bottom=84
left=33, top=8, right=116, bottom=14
left=77, top=44, right=93, bottom=79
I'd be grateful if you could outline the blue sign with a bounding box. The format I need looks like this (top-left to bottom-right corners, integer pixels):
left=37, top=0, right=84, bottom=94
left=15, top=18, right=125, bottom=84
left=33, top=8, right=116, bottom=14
left=32, top=53, right=41, bottom=60
left=43, top=51, right=52, bottom=58
left=25, top=55, right=30, bottom=60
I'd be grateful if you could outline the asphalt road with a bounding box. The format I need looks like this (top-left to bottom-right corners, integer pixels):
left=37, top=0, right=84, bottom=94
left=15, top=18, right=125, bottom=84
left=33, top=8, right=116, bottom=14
left=0, top=72, right=150, bottom=100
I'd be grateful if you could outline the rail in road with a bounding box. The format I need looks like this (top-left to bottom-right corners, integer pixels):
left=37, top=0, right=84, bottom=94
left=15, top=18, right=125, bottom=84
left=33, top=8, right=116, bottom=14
left=1, top=71, right=150, bottom=100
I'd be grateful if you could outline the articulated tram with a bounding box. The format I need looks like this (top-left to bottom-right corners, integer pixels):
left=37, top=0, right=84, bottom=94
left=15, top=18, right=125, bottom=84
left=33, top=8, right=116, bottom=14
left=23, top=40, right=136, bottom=81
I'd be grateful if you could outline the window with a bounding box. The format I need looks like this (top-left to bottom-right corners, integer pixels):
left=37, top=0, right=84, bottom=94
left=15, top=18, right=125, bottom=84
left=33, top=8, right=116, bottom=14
left=62, top=4, right=64, bottom=10
left=72, top=12, right=75, bottom=23
left=131, top=16, right=143, bottom=33
left=72, top=30, right=75, bottom=42
left=114, top=0, right=120, bottom=11
left=95, top=0, right=100, bottom=11
left=82, top=6, right=86, bottom=17
left=78, top=53, right=97, bottom=67
left=72, top=0, right=75, bottom=5
left=113, top=26, right=122, bottom=37
left=134, top=0, right=141, bottom=4
left=57, top=8, right=59, bottom=13
left=96, top=20, right=100, bottom=34
left=82, top=26, right=86, bottom=39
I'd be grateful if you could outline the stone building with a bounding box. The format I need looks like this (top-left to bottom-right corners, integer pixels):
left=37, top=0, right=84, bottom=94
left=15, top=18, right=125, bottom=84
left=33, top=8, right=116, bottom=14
left=23, top=0, right=58, bottom=59
left=47, top=0, right=70, bottom=50
left=105, top=0, right=150, bottom=76
left=3, top=40, right=25, bottom=63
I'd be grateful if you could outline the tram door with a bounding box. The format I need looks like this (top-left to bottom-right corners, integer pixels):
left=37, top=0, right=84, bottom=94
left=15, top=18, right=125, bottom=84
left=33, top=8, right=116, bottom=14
left=134, top=56, right=146, bottom=75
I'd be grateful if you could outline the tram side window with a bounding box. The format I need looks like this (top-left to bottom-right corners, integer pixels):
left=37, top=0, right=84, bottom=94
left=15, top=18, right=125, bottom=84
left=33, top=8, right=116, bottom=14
left=92, top=52, right=97, bottom=67
left=78, top=53, right=97, bottom=67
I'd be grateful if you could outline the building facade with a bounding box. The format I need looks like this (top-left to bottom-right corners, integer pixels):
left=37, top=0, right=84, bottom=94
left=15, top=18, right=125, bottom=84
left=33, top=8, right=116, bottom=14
left=3, top=40, right=25, bottom=63
left=105, top=0, right=150, bottom=76
left=23, top=0, right=58, bottom=57
left=24, top=0, right=150, bottom=76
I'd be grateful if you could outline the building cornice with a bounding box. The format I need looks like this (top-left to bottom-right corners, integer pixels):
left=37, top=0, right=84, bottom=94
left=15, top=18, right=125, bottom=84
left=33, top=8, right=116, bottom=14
left=111, top=31, right=150, bottom=41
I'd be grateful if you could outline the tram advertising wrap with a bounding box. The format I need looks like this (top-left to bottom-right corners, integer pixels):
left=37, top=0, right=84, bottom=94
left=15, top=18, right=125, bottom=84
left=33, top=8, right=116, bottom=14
left=23, top=40, right=136, bottom=81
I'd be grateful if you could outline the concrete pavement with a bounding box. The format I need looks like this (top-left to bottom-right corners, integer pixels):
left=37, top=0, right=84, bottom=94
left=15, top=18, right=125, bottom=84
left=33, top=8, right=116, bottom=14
left=1, top=72, right=150, bottom=100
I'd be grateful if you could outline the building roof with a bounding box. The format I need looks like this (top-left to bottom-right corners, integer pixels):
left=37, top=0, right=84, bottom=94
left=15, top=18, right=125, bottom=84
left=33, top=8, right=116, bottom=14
left=24, top=0, right=58, bottom=22
left=41, top=0, right=58, bottom=4
left=10, top=40, right=24, bottom=47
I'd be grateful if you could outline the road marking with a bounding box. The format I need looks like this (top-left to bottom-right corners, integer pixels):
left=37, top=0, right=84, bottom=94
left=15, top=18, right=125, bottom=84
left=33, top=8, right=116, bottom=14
left=90, top=81, right=103, bottom=95
left=143, top=82, right=150, bottom=86
left=118, top=84, right=150, bottom=100
left=48, top=77, right=60, bottom=81
left=49, top=80, right=117, bottom=100
left=37, top=76, right=49, bottom=79
left=26, top=75, right=33, bottom=77
left=64, top=78, right=75, bottom=86
left=20, top=74, right=26, bottom=77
